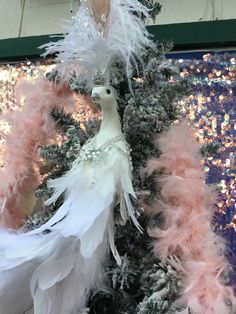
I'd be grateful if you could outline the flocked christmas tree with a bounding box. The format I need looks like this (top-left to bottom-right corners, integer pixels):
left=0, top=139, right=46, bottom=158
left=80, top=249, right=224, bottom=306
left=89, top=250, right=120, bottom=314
left=21, top=2, right=190, bottom=313
left=1, top=0, right=235, bottom=313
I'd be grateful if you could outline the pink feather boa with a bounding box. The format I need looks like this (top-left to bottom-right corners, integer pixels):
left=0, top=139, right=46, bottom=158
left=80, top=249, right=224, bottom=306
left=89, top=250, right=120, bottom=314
left=144, top=122, right=236, bottom=314
left=0, top=77, right=73, bottom=229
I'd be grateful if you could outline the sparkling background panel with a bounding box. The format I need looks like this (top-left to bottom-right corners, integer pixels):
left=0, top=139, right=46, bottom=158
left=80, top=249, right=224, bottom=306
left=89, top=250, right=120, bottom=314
left=170, top=52, right=235, bottom=253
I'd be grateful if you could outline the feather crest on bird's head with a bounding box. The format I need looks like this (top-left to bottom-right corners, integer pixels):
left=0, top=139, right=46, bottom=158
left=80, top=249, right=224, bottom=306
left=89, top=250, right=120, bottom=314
left=41, top=0, right=155, bottom=89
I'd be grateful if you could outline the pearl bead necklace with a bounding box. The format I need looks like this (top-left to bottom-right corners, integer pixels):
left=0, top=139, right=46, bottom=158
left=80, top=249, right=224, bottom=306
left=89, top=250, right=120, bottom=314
left=73, top=134, right=132, bottom=167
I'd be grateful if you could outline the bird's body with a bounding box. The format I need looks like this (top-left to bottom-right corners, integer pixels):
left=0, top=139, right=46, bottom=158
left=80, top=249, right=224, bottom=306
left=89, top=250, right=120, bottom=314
left=0, top=86, right=140, bottom=314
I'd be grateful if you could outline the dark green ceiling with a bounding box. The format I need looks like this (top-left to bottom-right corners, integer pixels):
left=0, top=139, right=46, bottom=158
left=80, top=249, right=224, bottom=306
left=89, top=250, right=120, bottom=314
left=0, top=19, right=235, bottom=61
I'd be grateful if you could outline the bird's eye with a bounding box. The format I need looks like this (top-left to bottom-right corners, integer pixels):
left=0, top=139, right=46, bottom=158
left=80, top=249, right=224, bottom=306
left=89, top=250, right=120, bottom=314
left=106, top=89, right=111, bottom=94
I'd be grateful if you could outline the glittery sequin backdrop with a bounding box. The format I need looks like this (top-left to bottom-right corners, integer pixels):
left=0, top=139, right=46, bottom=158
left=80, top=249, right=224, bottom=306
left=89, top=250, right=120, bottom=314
left=169, top=52, right=236, bottom=255
left=0, top=53, right=235, bottom=253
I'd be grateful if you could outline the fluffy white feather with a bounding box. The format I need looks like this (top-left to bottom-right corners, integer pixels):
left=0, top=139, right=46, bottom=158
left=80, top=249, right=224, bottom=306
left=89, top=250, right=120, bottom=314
left=41, top=0, right=155, bottom=86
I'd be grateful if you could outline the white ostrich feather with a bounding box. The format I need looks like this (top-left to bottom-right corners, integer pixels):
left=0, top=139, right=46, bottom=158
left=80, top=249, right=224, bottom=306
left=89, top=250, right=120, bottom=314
left=41, top=0, right=155, bottom=86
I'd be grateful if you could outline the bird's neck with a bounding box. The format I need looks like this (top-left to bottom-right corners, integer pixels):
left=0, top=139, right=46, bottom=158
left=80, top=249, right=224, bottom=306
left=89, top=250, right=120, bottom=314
left=96, top=100, right=122, bottom=146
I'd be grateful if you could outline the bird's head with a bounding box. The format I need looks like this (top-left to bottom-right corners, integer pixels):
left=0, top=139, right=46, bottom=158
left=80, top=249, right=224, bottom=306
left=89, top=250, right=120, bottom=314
left=91, top=86, right=117, bottom=109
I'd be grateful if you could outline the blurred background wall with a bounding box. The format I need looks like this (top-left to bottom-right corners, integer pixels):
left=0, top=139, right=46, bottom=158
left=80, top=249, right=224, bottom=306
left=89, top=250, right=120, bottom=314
left=0, top=0, right=236, bottom=39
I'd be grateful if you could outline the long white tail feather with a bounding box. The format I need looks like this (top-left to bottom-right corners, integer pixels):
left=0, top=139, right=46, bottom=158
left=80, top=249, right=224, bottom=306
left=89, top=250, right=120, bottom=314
left=108, top=211, right=122, bottom=266
left=80, top=207, right=110, bottom=258
left=119, top=186, right=128, bottom=224
left=124, top=190, right=143, bottom=233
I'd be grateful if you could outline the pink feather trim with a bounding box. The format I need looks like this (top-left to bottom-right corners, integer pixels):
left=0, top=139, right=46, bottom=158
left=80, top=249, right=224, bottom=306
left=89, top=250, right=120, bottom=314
left=144, top=122, right=236, bottom=314
left=0, top=77, right=73, bottom=229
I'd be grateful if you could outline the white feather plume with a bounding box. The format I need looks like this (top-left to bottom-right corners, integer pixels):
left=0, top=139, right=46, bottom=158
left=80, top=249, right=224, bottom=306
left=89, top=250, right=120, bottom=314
left=41, top=0, right=155, bottom=86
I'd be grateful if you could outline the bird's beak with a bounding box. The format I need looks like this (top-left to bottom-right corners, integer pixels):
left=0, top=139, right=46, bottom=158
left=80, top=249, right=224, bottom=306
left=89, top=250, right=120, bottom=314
left=91, top=93, right=101, bottom=102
